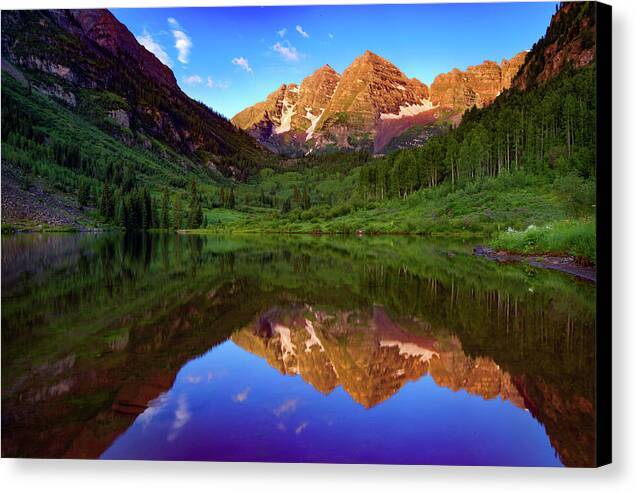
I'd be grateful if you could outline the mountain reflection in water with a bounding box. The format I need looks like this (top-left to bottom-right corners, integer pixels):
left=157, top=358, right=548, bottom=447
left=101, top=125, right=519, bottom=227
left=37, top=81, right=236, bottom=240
left=1, top=233, right=596, bottom=466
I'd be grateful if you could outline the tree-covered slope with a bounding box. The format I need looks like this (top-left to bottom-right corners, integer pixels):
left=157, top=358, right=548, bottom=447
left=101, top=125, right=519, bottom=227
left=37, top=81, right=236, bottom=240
left=1, top=9, right=276, bottom=230
left=1, top=10, right=266, bottom=169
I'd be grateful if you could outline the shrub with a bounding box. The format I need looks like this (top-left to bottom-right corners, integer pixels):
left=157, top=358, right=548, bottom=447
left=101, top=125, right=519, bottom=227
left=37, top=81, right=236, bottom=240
left=490, top=219, right=596, bottom=263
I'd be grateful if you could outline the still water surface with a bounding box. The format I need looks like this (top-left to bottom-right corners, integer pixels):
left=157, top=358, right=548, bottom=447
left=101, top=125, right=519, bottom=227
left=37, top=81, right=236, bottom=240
left=1, top=233, right=596, bottom=466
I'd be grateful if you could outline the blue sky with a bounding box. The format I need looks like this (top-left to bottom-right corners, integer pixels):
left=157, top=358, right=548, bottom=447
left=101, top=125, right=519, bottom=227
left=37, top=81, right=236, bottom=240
left=112, top=2, right=557, bottom=119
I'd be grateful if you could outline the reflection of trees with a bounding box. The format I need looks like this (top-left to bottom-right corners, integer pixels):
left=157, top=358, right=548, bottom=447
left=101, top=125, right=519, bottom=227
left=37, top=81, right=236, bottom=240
left=2, top=234, right=596, bottom=465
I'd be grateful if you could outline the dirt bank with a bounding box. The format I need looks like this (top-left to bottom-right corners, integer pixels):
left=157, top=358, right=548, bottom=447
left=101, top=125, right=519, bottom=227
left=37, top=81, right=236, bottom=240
left=473, top=245, right=596, bottom=283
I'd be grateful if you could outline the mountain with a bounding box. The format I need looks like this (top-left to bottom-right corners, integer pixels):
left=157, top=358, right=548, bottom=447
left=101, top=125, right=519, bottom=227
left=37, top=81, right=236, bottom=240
left=232, top=305, right=526, bottom=409
left=512, top=2, right=596, bottom=90
left=232, top=64, right=341, bottom=143
left=232, top=49, right=526, bottom=155
left=429, top=52, right=527, bottom=112
left=311, top=51, right=433, bottom=153
left=1, top=9, right=265, bottom=171
left=232, top=50, right=436, bottom=155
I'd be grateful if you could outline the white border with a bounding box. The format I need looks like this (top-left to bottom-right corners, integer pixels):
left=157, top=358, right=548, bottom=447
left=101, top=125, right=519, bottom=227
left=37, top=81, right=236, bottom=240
left=1, top=0, right=636, bottom=491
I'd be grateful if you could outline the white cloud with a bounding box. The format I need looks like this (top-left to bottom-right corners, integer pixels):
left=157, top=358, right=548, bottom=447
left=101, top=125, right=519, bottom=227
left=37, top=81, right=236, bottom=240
left=173, top=30, right=192, bottom=64
left=167, top=394, right=191, bottom=442
left=167, top=17, right=192, bottom=64
left=185, top=374, right=202, bottom=383
left=273, top=41, right=300, bottom=62
left=183, top=74, right=229, bottom=89
left=137, top=393, right=169, bottom=428
left=273, top=399, right=298, bottom=417
left=183, top=74, right=203, bottom=85
left=296, top=25, right=309, bottom=38
left=295, top=422, right=308, bottom=434
left=232, top=57, right=253, bottom=73
left=328, top=33, right=334, bottom=39
left=136, top=29, right=172, bottom=67
left=277, top=28, right=287, bottom=38
left=233, top=387, right=251, bottom=403
left=207, top=76, right=229, bottom=89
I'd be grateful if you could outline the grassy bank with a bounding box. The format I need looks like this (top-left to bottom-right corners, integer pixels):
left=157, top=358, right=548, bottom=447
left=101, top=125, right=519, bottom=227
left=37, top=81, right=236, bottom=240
left=194, top=172, right=595, bottom=237
left=489, top=219, right=596, bottom=264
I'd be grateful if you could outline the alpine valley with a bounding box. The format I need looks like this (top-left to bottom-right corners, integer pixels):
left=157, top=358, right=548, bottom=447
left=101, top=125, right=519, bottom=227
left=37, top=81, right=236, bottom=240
left=1, top=2, right=606, bottom=468
left=1, top=3, right=597, bottom=262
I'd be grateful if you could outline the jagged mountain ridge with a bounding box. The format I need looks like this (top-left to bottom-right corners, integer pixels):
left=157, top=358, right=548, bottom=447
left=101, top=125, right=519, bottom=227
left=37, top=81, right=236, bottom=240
left=1, top=9, right=265, bottom=173
left=429, top=52, right=527, bottom=111
left=232, top=305, right=526, bottom=409
left=232, top=49, right=527, bottom=155
left=512, top=1, right=596, bottom=91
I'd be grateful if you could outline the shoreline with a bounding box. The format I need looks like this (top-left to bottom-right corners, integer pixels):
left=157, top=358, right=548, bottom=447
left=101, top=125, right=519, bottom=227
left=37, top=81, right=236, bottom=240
left=473, top=246, right=596, bottom=283
left=2, top=227, right=597, bottom=282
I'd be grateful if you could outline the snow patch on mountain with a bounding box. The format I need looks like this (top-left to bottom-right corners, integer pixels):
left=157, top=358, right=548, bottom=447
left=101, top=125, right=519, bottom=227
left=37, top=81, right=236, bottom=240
left=274, top=324, right=296, bottom=358
left=305, top=107, right=325, bottom=141
left=380, top=339, right=439, bottom=363
left=380, top=99, right=436, bottom=120
left=304, top=319, right=325, bottom=352
left=275, top=94, right=296, bottom=134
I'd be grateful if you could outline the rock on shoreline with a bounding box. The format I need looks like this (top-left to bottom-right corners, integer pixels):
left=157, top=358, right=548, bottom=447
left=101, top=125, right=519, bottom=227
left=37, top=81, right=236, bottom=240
left=473, top=245, right=596, bottom=283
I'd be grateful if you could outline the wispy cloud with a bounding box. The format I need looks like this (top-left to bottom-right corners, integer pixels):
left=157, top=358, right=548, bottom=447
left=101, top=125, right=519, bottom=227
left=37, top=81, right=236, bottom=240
left=273, top=41, right=300, bottom=62
left=328, top=33, right=334, bottom=39
left=183, top=74, right=203, bottom=85
left=233, top=387, right=251, bottom=402
left=207, top=76, right=229, bottom=89
left=232, top=57, right=253, bottom=73
left=277, top=28, right=287, bottom=38
left=273, top=399, right=298, bottom=417
left=296, top=25, right=310, bottom=38
left=136, top=29, right=172, bottom=67
left=168, top=17, right=192, bottom=64
left=167, top=394, right=191, bottom=442
left=182, top=75, right=228, bottom=89
left=295, top=422, right=308, bottom=435
left=137, top=393, right=169, bottom=428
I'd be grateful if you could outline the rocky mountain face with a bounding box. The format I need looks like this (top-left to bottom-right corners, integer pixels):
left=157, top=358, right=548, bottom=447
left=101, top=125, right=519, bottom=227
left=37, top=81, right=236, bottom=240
left=233, top=49, right=526, bottom=155
left=232, top=305, right=525, bottom=409
left=312, top=51, right=432, bottom=152
left=1, top=9, right=264, bottom=171
left=429, top=52, right=527, bottom=111
left=512, top=2, right=596, bottom=91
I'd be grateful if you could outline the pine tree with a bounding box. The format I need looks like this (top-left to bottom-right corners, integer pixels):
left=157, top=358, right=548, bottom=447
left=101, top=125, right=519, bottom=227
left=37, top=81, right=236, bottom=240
left=228, top=188, right=236, bottom=209
left=77, top=179, right=90, bottom=207
left=302, top=184, right=310, bottom=210
left=99, top=180, right=114, bottom=220
left=118, top=196, right=129, bottom=229
left=260, top=188, right=266, bottom=207
left=173, top=194, right=183, bottom=229
left=292, top=185, right=301, bottom=207
left=188, top=179, right=203, bottom=229
left=141, top=187, right=152, bottom=230
left=161, top=188, right=170, bottom=229
left=282, top=197, right=291, bottom=213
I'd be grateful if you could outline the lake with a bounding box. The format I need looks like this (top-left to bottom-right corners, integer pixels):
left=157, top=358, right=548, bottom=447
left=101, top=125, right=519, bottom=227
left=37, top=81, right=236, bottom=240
left=1, top=233, right=596, bottom=466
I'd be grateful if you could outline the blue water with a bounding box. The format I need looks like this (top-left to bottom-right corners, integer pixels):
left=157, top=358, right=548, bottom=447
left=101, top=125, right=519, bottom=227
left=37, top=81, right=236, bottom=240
left=102, top=341, right=561, bottom=466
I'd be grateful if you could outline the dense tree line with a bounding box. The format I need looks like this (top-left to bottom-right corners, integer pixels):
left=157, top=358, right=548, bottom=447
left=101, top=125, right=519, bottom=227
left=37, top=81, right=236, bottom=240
left=98, top=170, right=204, bottom=230
left=359, top=67, right=596, bottom=200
